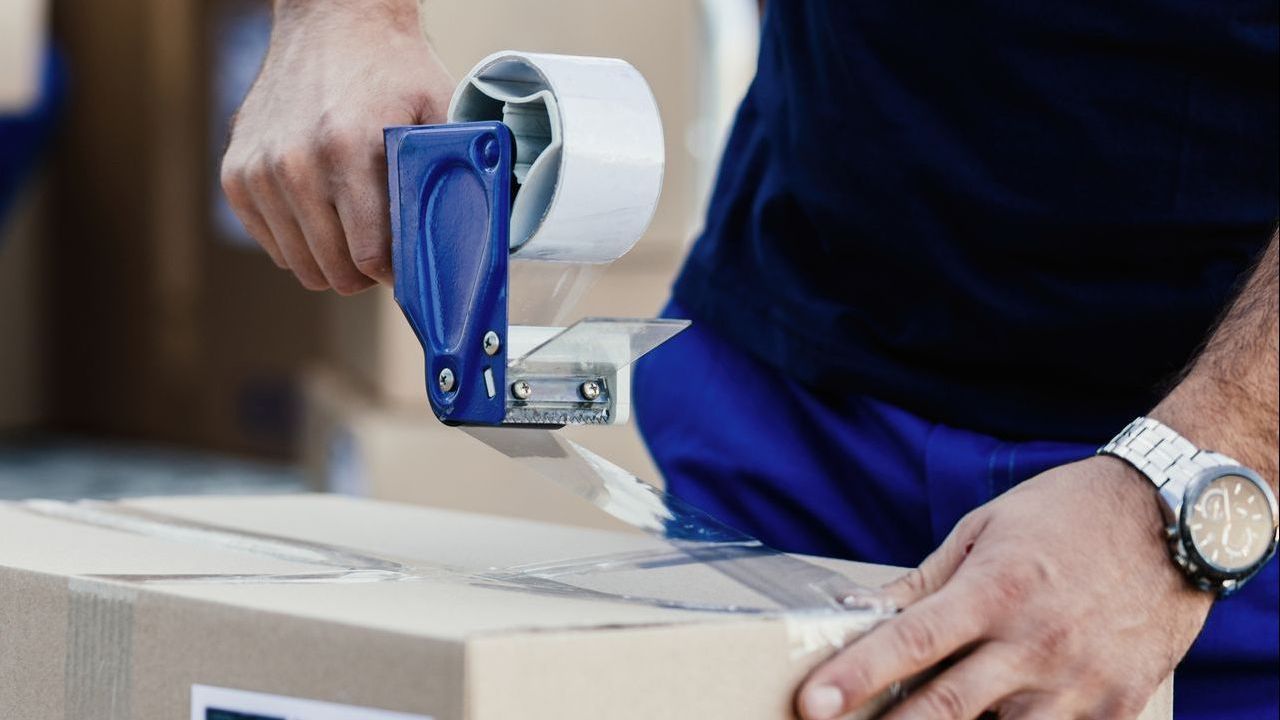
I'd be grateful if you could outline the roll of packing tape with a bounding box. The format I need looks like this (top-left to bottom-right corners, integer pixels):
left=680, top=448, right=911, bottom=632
left=449, top=51, right=664, bottom=263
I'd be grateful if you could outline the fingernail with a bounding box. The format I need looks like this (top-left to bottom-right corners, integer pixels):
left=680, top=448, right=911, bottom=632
left=801, top=684, right=844, bottom=720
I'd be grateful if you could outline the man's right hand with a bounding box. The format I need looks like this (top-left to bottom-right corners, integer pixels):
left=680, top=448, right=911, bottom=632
left=220, top=0, right=454, bottom=294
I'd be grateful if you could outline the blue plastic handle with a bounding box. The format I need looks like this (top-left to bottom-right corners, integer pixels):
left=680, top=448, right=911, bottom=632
left=385, top=122, right=513, bottom=425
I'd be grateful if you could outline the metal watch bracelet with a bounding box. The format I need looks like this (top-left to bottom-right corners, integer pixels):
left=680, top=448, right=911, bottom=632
left=1098, top=416, right=1237, bottom=494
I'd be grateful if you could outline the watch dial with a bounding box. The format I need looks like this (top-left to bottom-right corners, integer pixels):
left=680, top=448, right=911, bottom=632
left=1187, top=474, right=1274, bottom=571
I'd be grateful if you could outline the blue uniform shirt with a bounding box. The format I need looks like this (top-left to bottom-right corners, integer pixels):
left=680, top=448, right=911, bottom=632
left=673, top=1, right=1278, bottom=441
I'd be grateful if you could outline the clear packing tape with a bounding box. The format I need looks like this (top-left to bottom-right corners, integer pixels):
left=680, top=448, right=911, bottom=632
left=484, top=256, right=896, bottom=626
left=20, top=488, right=893, bottom=622
left=446, top=50, right=900, bottom=655
left=19, top=496, right=907, bottom=720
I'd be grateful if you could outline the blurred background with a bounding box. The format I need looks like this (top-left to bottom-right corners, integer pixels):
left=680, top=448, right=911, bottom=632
left=0, top=0, right=759, bottom=522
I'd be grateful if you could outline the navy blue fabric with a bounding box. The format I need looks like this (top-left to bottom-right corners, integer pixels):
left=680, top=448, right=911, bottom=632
left=0, top=48, right=64, bottom=235
left=673, top=1, right=1279, bottom=441
left=636, top=303, right=1278, bottom=720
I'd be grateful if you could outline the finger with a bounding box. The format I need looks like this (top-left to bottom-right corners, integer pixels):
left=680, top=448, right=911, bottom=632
left=882, top=512, right=989, bottom=609
left=250, top=164, right=329, bottom=291
left=298, top=198, right=375, bottom=295
left=334, top=161, right=393, bottom=284
left=879, top=645, right=1025, bottom=720
left=221, top=166, right=287, bottom=268
left=798, top=578, right=990, bottom=720
left=314, top=119, right=392, bottom=285
left=271, top=152, right=372, bottom=295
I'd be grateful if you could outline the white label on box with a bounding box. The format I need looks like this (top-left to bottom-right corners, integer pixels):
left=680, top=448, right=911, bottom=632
left=191, top=685, right=432, bottom=720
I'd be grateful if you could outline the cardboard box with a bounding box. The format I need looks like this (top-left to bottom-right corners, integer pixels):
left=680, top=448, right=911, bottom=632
left=42, top=0, right=328, bottom=457
left=0, top=177, right=48, bottom=432
left=0, top=494, right=1174, bottom=719
left=300, top=365, right=661, bottom=531
left=0, top=0, right=46, bottom=112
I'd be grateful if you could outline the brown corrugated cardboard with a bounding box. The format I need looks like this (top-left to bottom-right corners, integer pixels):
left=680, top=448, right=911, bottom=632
left=0, top=494, right=1173, bottom=719
left=300, top=365, right=661, bottom=530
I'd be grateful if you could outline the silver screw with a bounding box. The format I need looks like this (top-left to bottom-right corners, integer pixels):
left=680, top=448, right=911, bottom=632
left=510, top=379, right=532, bottom=400
left=482, top=331, right=501, bottom=356
left=579, top=380, right=601, bottom=401
left=437, top=368, right=455, bottom=392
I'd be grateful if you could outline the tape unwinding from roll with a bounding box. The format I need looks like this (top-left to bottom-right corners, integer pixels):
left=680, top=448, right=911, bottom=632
left=449, top=51, right=664, bottom=263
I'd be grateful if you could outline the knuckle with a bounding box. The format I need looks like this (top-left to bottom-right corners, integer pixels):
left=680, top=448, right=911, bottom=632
left=892, top=617, right=940, bottom=666
left=268, top=147, right=313, bottom=191
left=917, top=681, right=969, bottom=720
left=899, top=568, right=928, bottom=598
left=317, top=118, right=369, bottom=163
left=985, top=563, right=1038, bottom=611
left=244, top=162, right=275, bottom=196
left=219, top=164, right=244, bottom=198
left=1032, top=620, right=1073, bottom=662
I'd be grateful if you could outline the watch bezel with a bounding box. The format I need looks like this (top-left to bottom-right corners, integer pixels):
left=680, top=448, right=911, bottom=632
left=1178, top=465, right=1280, bottom=582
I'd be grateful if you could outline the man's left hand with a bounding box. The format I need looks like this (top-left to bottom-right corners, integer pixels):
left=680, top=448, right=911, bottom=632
left=798, top=456, right=1212, bottom=720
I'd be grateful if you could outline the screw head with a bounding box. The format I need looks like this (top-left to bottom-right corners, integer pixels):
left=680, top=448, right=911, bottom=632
left=579, top=380, right=601, bottom=401
left=437, top=368, right=455, bottom=393
left=478, top=134, right=501, bottom=171
left=510, top=379, right=532, bottom=400
left=482, top=331, right=501, bottom=356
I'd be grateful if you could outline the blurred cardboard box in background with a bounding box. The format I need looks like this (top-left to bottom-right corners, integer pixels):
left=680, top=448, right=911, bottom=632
left=43, top=0, right=325, bottom=457
left=32, top=0, right=750, bottom=485
left=0, top=0, right=47, bottom=113
left=300, top=367, right=631, bottom=530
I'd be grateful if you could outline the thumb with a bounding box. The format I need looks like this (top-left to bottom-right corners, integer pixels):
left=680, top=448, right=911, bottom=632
left=881, top=512, right=989, bottom=609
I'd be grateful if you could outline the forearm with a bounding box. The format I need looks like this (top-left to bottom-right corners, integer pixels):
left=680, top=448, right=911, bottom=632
left=1151, top=231, right=1279, bottom=489
left=273, top=0, right=418, bottom=15
left=269, top=0, right=422, bottom=42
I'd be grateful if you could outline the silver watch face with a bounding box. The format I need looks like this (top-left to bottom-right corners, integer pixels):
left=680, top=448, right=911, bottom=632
left=1183, top=469, right=1278, bottom=573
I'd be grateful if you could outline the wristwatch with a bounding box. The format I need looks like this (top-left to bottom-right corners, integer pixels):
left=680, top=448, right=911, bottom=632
left=1099, top=416, right=1279, bottom=596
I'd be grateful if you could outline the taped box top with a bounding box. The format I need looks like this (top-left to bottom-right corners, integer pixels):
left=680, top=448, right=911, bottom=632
left=0, top=494, right=1172, bottom=719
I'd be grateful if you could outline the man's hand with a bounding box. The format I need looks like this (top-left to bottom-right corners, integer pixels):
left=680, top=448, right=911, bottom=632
left=800, top=233, right=1277, bottom=719
left=799, top=457, right=1212, bottom=719
left=220, top=0, right=454, bottom=293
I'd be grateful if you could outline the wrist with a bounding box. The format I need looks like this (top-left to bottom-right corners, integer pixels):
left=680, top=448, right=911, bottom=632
left=1086, top=456, right=1216, bottom=616
left=273, top=0, right=422, bottom=35
left=1150, top=376, right=1278, bottom=490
